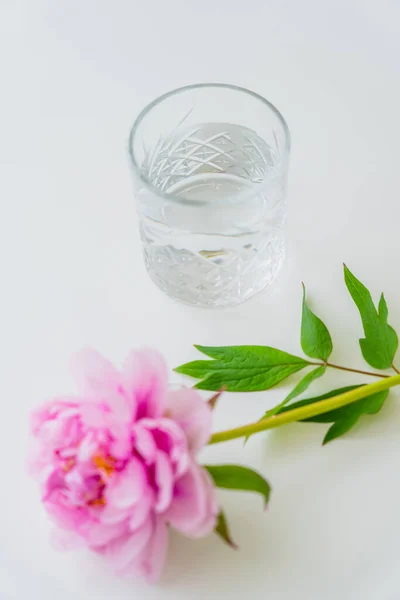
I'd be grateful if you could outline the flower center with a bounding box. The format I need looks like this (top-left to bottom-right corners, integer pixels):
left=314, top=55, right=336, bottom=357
left=84, top=455, right=116, bottom=509
left=87, top=496, right=106, bottom=507
left=92, top=454, right=115, bottom=477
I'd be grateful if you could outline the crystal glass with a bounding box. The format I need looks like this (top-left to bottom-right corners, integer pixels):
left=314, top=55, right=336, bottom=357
left=128, top=84, right=290, bottom=308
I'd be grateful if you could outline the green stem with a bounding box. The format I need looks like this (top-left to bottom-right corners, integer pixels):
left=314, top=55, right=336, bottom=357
left=208, top=374, right=400, bottom=445
left=324, top=362, right=389, bottom=378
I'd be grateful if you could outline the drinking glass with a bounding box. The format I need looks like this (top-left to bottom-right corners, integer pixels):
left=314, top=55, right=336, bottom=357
left=128, top=84, right=290, bottom=308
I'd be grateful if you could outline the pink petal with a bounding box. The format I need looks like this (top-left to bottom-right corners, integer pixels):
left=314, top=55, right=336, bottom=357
left=86, top=521, right=127, bottom=549
left=194, top=468, right=219, bottom=537
left=44, top=493, right=89, bottom=531
left=137, top=517, right=169, bottom=583
left=132, top=423, right=157, bottom=464
left=71, top=349, right=119, bottom=396
left=139, top=418, right=189, bottom=477
left=164, top=463, right=218, bottom=538
left=79, top=403, right=110, bottom=429
left=26, top=442, right=48, bottom=479
left=77, top=432, right=98, bottom=461
left=64, top=468, right=85, bottom=501
left=42, top=468, right=65, bottom=501
left=106, top=459, right=146, bottom=510
left=31, top=398, right=79, bottom=436
left=109, top=423, right=132, bottom=459
left=51, top=528, right=84, bottom=551
left=154, top=451, right=173, bottom=513
left=71, top=349, right=131, bottom=422
left=33, top=405, right=81, bottom=452
left=122, top=349, right=167, bottom=419
left=107, top=518, right=153, bottom=574
left=129, top=487, right=154, bottom=531
left=101, top=505, right=131, bottom=526
left=166, top=388, right=212, bottom=455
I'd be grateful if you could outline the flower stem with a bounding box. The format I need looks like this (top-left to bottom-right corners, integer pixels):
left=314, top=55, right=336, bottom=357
left=392, top=364, right=400, bottom=374
left=208, top=374, right=400, bottom=445
left=324, top=362, right=389, bottom=378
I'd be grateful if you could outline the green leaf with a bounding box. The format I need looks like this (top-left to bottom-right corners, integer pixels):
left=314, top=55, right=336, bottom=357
left=194, top=345, right=307, bottom=365
left=194, top=366, right=306, bottom=392
left=362, top=392, right=388, bottom=414
left=297, top=386, right=361, bottom=422
left=323, top=414, right=360, bottom=444
left=205, top=464, right=271, bottom=507
left=214, top=510, right=238, bottom=549
left=280, top=365, right=326, bottom=405
left=275, top=385, right=389, bottom=444
left=344, top=265, right=398, bottom=369
left=301, top=284, right=333, bottom=361
left=174, top=360, right=216, bottom=379
left=175, top=346, right=310, bottom=392
left=263, top=365, right=326, bottom=418
left=378, top=293, right=388, bottom=322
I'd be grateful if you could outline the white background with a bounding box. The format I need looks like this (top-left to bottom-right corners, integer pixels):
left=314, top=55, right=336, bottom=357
left=1, top=0, right=400, bottom=598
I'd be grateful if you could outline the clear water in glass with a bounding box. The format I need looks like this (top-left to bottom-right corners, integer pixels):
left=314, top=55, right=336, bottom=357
left=130, top=86, right=290, bottom=308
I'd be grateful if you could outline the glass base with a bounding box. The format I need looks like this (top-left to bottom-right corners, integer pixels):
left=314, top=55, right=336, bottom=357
left=143, top=237, right=285, bottom=308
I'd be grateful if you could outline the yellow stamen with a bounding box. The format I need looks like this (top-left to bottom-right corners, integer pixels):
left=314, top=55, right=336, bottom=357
left=63, top=458, right=75, bottom=472
left=88, top=497, right=106, bottom=507
left=92, top=454, right=115, bottom=476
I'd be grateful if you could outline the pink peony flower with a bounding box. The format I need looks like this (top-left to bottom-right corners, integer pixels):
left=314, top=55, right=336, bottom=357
left=29, top=349, right=218, bottom=582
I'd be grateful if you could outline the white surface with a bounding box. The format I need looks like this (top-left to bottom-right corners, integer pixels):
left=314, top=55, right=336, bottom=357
left=1, top=0, right=400, bottom=598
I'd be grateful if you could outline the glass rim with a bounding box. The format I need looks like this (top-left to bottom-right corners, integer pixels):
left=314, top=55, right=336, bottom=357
left=128, top=83, right=291, bottom=205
